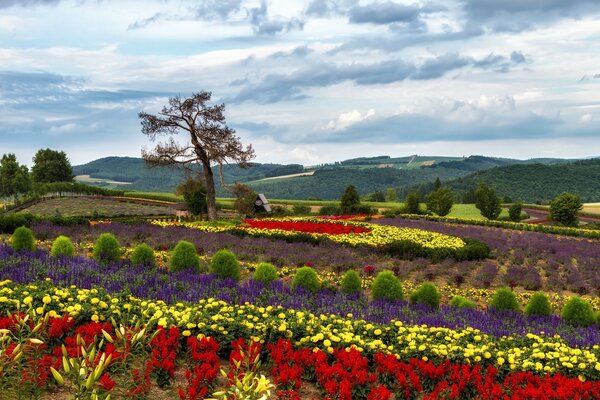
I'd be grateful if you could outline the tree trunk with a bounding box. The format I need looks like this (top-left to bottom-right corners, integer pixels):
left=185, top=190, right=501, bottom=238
left=202, top=161, right=218, bottom=221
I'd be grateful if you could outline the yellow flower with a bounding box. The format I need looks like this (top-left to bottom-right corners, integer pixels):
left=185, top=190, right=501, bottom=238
left=183, top=330, right=191, bottom=337
left=42, top=295, right=52, bottom=305
left=91, top=314, right=99, bottom=322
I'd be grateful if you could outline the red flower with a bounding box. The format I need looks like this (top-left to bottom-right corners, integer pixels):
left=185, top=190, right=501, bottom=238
left=99, top=373, right=116, bottom=391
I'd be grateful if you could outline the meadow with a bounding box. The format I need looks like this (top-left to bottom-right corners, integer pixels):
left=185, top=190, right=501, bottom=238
left=1, top=211, right=600, bottom=399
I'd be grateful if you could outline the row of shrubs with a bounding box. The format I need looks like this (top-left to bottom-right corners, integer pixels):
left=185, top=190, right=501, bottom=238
left=8, top=227, right=596, bottom=327
left=383, top=238, right=490, bottom=261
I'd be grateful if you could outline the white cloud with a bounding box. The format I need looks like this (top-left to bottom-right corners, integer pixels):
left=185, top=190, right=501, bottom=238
left=580, top=113, right=592, bottom=123
left=324, top=108, right=375, bottom=131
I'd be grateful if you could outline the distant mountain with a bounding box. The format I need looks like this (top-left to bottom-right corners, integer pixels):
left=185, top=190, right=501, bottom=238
left=434, top=158, right=600, bottom=203
left=72, top=155, right=587, bottom=200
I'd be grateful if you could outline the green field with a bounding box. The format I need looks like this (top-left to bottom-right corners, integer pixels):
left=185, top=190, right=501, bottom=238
left=17, top=197, right=174, bottom=217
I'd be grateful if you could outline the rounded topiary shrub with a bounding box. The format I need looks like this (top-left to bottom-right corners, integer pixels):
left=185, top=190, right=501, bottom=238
left=489, top=287, right=520, bottom=312
left=410, top=282, right=441, bottom=309
left=50, top=235, right=74, bottom=257
left=169, top=241, right=201, bottom=273
left=210, top=249, right=240, bottom=280
left=524, top=292, right=552, bottom=317
left=340, top=270, right=362, bottom=294
left=371, top=270, right=403, bottom=301
left=93, top=233, right=121, bottom=265
left=292, top=266, right=320, bottom=292
left=131, top=243, right=156, bottom=268
left=562, top=296, right=595, bottom=326
left=11, top=226, right=35, bottom=252
left=449, top=295, right=476, bottom=309
left=384, top=240, right=426, bottom=260
left=253, top=262, right=278, bottom=285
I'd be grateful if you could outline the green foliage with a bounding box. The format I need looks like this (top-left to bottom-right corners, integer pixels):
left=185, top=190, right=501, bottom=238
left=550, top=192, right=583, bottom=227
left=292, top=204, right=311, bottom=215
left=426, top=187, right=454, bottom=216
left=131, top=243, right=156, bottom=268
left=475, top=183, right=502, bottom=220
left=210, top=249, right=241, bottom=280
left=384, top=237, right=489, bottom=262
left=253, top=262, right=278, bottom=285
left=384, top=239, right=426, bottom=259
left=291, top=266, right=320, bottom=292
left=51, top=235, right=74, bottom=257
left=366, top=190, right=386, bottom=202
left=340, top=270, right=362, bottom=294
left=0, top=213, right=39, bottom=234
left=93, top=233, right=121, bottom=265
left=31, top=148, right=73, bottom=183
left=318, top=204, right=342, bottom=215
left=409, top=282, right=441, bottom=309
left=403, top=191, right=422, bottom=214
left=11, top=226, right=35, bottom=252
left=385, top=188, right=398, bottom=202
left=340, top=185, right=361, bottom=214
left=524, top=292, right=552, bottom=317
left=169, top=241, right=201, bottom=273
left=489, top=287, right=520, bottom=312
left=371, top=270, right=403, bottom=301
left=562, top=296, right=595, bottom=327
left=232, top=183, right=257, bottom=216
left=508, top=203, right=523, bottom=222
left=0, top=153, right=31, bottom=199
left=453, top=238, right=490, bottom=261
left=449, top=295, right=476, bottom=309
left=176, top=177, right=207, bottom=216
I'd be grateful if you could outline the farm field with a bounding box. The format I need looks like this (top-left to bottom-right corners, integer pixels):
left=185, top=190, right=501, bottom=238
left=1, top=214, right=600, bottom=398
left=15, top=197, right=174, bottom=217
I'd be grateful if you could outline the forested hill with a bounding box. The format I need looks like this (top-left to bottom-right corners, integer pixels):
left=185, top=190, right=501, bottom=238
left=437, top=158, right=600, bottom=203
left=73, top=157, right=303, bottom=193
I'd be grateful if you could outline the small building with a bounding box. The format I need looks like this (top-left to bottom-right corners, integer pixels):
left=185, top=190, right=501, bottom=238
left=254, top=193, right=272, bottom=213
left=172, top=203, right=190, bottom=222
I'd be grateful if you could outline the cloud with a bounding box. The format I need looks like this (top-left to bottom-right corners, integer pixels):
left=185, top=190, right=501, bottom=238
left=348, top=1, right=444, bottom=25
left=305, top=0, right=359, bottom=17
left=249, top=1, right=305, bottom=35
left=324, top=109, right=375, bottom=131
left=0, top=0, right=60, bottom=7
left=230, top=51, right=527, bottom=103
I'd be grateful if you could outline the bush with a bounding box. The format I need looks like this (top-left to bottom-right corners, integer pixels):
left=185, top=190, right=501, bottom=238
left=410, top=282, right=441, bottom=309
left=524, top=292, right=552, bottom=317
left=384, top=239, right=426, bottom=259
left=253, top=262, right=278, bottom=284
left=489, top=287, right=520, bottom=312
left=11, top=226, right=35, bottom=252
left=292, top=204, right=311, bottom=215
left=475, top=183, right=502, bottom=220
left=50, top=235, right=74, bottom=257
left=291, top=266, right=320, bottom=292
left=319, top=204, right=342, bottom=216
left=340, top=185, right=360, bottom=214
left=210, top=249, right=241, bottom=280
left=93, top=233, right=121, bottom=265
left=449, top=295, right=476, bottom=309
left=508, top=203, right=523, bottom=222
left=454, top=239, right=490, bottom=261
left=169, top=241, right=201, bottom=273
left=426, top=187, right=454, bottom=216
left=0, top=213, right=39, bottom=234
left=371, top=271, right=403, bottom=301
left=403, top=191, right=422, bottom=214
left=550, top=192, right=582, bottom=227
left=340, top=270, right=362, bottom=294
left=562, top=296, right=595, bottom=326
left=131, top=243, right=156, bottom=268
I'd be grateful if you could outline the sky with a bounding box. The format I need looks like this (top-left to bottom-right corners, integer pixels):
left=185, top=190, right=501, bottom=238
left=1, top=0, right=600, bottom=167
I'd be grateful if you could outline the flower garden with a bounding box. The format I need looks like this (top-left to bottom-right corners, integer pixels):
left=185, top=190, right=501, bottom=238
left=1, top=215, right=600, bottom=399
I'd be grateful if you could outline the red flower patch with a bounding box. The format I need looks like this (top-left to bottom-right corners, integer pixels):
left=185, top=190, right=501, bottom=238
left=243, top=220, right=371, bottom=235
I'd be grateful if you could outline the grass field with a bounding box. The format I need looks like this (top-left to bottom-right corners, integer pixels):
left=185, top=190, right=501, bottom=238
left=17, top=197, right=174, bottom=217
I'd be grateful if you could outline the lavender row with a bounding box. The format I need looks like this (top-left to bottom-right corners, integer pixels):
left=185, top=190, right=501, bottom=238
left=0, top=245, right=597, bottom=348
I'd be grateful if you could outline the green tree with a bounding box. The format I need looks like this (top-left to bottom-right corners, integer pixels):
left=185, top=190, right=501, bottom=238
left=340, top=185, right=360, bottom=214
left=0, top=154, right=30, bottom=200
left=139, top=92, right=255, bottom=221
left=176, top=177, right=207, bottom=216
left=475, top=183, right=502, bottom=220
left=433, top=177, right=442, bottom=190
left=31, top=148, right=73, bottom=183
left=368, top=191, right=385, bottom=202
left=550, top=192, right=582, bottom=227
left=462, top=187, right=477, bottom=204
left=508, top=203, right=523, bottom=222
left=231, top=182, right=257, bottom=216
left=385, top=188, right=397, bottom=202
left=403, top=191, right=421, bottom=214
left=426, top=187, right=454, bottom=216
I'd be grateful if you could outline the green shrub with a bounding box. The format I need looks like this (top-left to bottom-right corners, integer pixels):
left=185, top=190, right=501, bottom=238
left=210, top=249, right=241, bottom=280
left=410, top=282, right=441, bottom=309
left=93, top=233, right=121, bottom=265
left=489, top=287, right=520, bottom=312
left=319, top=204, right=342, bottom=216
left=50, top=235, right=74, bottom=257
left=384, top=240, right=426, bottom=259
left=524, top=292, right=552, bottom=317
left=292, top=266, right=320, bottom=292
left=169, top=241, right=201, bottom=273
left=253, top=262, right=278, bottom=284
left=562, top=296, right=595, bottom=326
left=454, top=239, right=490, bottom=261
left=292, top=204, right=311, bottom=215
left=508, top=203, right=523, bottom=222
left=340, top=270, right=362, bottom=294
left=449, top=295, right=476, bottom=309
left=0, top=214, right=39, bottom=234
left=371, top=271, right=403, bottom=301
left=131, top=243, right=156, bottom=268
left=11, top=226, right=35, bottom=252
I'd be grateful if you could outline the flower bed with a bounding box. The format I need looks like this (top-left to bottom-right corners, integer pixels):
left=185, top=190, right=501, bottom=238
left=242, top=219, right=372, bottom=235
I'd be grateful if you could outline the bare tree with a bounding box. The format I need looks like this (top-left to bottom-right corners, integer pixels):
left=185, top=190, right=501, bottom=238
left=139, top=92, right=255, bottom=220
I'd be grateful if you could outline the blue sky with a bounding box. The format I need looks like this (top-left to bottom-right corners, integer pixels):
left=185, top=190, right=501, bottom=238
left=1, top=0, right=599, bottom=166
